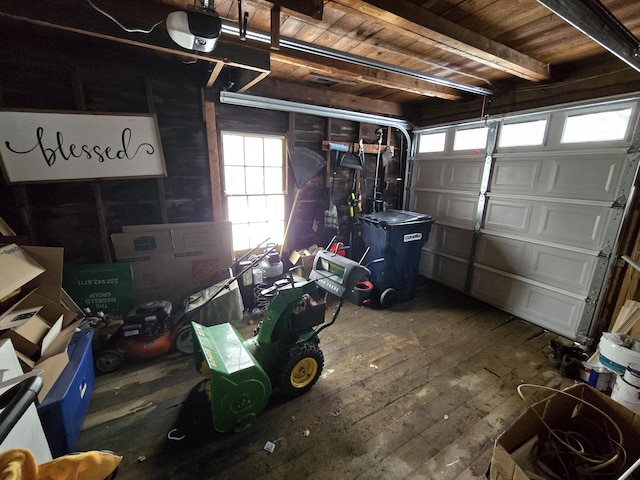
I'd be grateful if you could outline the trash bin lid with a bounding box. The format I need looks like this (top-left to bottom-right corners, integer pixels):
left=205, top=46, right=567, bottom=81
left=359, top=210, right=433, bottom=227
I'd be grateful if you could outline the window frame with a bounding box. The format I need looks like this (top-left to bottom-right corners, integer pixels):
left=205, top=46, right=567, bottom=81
left=220, top=131, right=287, bottom=252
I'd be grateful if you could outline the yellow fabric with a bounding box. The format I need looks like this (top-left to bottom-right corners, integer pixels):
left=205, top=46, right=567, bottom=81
left=0, top=449, right=122, bottom=480
left=0, top=449, right=37, bottom=480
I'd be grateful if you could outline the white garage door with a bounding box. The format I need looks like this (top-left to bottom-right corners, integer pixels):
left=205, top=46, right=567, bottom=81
left=411, top=97, right=640, bottom=341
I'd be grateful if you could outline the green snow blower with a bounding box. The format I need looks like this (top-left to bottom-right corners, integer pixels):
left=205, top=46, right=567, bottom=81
left=192, top=249, right=370, bottom=433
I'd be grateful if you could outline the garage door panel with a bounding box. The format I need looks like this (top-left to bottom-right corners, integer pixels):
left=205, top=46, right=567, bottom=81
left=411, top=191, right=441, bottom=218
left=530, top=246, right=595, bottom=294
left=484, top=199, right=533, bottom=233
left=470, top=267, right=515, bottom=307
left=491, top=159, right=542, bottom=194
left=537, top=203, right=610, bottom=249
left=471, top=268, right=583, bottom=339
left=449, top=159, right=485, bottom=190
left=519, top=286, right=583, bottom=339
left=419, top=251, right=467, bottom=291
left=476, top=235, right=596, bottom=295
left=412, top=191, right=477, bottom=227
left=413, top=160, right=446, bottom=189
left=546, top=155, right=623, bottom=200
left=476, top=235, right=526, bottom=273
left=427, top=224, right=474, bottom=258
left=443, top=194, right=479, bottom=226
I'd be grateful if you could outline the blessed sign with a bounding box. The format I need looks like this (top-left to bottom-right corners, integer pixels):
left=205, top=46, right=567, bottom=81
left=0, top=110, right=166, bottom=183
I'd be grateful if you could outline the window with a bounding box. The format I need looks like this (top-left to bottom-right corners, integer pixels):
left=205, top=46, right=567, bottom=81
left=453, top=126, right=488, bottom=151
left=418, top=132, right=446, bottom=153
left=498, top=119, right=547, bottom=147
left=561, top=107, right=633, bottom=143
left=221, top=132, right=286, bottom=251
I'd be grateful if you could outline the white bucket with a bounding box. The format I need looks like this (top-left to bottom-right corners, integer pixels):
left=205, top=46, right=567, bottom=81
left=624, top=362, right=640, bottom=388
left=598, top=334, right=640, bottom=374
left=611, top=375, right=640, bottom=414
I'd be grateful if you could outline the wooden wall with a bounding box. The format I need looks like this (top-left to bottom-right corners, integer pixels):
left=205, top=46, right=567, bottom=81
left=0, top=26, right=404, bottom=265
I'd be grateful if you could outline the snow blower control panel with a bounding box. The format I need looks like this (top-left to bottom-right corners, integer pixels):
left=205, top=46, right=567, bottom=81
left=309, top=250, right=370, bottom=298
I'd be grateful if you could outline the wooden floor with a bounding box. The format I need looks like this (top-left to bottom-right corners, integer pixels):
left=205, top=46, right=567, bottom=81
left=76, top=278, right=573, bottom=480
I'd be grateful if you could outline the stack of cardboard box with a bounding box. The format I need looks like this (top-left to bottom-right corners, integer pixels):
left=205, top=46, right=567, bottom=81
left=0, top=243, right=83, bottom=402
left=110, top=221, right=234, bottom=309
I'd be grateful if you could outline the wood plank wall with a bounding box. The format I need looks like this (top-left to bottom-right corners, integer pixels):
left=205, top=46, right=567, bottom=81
left=0, top=27, right=404, bottom=264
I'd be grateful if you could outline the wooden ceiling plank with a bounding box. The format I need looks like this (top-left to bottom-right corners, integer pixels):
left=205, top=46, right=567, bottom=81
left=271, top=49, right=464, bottom=100
left=239, top=0, right=323, bottom=21
left=328, top=0, right=550, bottom=81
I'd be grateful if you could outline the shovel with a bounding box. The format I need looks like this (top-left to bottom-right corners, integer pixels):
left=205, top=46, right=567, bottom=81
left=339, top=144, right=363, bottom=170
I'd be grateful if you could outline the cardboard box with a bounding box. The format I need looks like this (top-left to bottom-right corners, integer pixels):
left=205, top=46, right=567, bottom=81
left=2, top=311, right=62, bottom=357
left=111, top=222, right=233, bottom=308
left=289, top=245, right=321, bottom=278
left=489, top=383, right=640, bottom=480
left=0, top=290, right=80, bottom=401
left=62, top=262, right=134, bottom=317
left=0, top=244, right=46, bottom=303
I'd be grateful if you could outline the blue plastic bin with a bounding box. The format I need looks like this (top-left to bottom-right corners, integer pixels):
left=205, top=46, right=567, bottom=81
left=37, top=329, right=95, bottom=457
left=359, top=210, right=433, bottom=306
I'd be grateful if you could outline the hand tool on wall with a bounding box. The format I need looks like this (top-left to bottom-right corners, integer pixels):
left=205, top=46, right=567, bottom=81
left=373, top=128, right=384, bottom=212
left=281, top=146, right=326, bottom=255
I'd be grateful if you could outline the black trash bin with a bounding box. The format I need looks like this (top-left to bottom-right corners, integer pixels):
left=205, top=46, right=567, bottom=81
left=359, top=210, right=434, bottom=307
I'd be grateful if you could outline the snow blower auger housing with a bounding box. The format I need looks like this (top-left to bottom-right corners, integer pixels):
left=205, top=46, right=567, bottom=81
left=192, top=250, right=370, bottom=433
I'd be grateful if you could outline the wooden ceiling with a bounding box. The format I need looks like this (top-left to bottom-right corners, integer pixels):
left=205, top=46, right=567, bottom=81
left=1, top=0, right=639, bottom=122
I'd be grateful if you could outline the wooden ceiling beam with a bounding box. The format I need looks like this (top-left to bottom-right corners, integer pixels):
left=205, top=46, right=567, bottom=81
left=247, top=78, right=407, bottom=117
left=271, top=48, right=464, bottom=100
left=329, top=0, right=550, bottom=82
left=0, top=0, right=271, bottom=75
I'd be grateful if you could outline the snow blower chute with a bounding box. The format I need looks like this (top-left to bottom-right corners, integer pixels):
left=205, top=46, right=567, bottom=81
left=192, top=249, right=370, bottom=433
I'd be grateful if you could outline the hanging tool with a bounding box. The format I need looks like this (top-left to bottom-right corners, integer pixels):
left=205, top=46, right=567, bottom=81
left=281, top=146, right=326, bottom=255
left=373, top=128, right=384, bottom=212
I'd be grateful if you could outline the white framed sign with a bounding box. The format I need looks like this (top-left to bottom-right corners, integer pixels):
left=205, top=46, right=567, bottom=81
left=0, top=110, right=167, bottom=183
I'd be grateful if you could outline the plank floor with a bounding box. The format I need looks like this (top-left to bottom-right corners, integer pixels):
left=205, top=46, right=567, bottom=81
left=76, top=278, right=574, bottom=479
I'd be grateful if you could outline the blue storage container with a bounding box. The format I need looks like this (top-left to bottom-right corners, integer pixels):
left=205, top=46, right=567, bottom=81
left=37, top=329, right=95, bottom=458
left=359, top=210, right=434, bottom=307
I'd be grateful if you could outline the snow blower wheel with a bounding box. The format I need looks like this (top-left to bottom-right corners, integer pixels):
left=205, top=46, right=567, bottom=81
left=278, top=341, right=324, bottom=397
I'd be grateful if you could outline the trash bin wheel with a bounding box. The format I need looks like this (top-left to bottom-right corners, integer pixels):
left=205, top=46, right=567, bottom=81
left=278, top=341, right=324, bottom=397
left=380, top=288, right=398, bottom=308
left=95, top=349, right=123, bottom=374
left=175, top=325, right=193, bottom=355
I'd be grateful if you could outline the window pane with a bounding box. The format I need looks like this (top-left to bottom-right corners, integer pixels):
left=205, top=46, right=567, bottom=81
left=227, top=196, right=250, bottom=223
left=245, top=167, right=265, bottom=194
left=267, top=195, right=285, bottom=221
left=453, top=127, right=488, bottom=151
left=222, top=135, right=245, bottom=165
left=245, top=137, right=264, bottom=166
left=232, top=223, right=251, bottom=251
left=499, top=119, right=547, bottom=147
left=562, top=107, right=632, bottom=143
left=264, top=220, right=284, bottom=245
left=264, top=167, right=283, bottom=194
left=224, top=166, right=246, bottom=194
left=418, top=132, right=446, bottom=153
left=264, top=138, right=283, bottom=166
left=248, top=195, right=269, bottom=219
